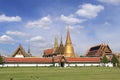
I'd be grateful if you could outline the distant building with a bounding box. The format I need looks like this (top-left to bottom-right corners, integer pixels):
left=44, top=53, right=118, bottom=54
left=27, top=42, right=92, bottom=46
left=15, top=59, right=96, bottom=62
left=12, top=44, right=32, bottom=58
left=86, top=44, right=113, bottom=58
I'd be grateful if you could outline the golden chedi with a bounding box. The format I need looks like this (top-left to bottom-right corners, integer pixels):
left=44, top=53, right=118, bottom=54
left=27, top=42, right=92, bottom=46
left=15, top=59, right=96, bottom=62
left=64, top=28, right=75, bottom=57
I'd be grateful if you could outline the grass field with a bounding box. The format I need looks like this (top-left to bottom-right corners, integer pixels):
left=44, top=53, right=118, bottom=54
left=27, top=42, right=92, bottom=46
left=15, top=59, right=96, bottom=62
left=0, top=67, right=120, bottom=80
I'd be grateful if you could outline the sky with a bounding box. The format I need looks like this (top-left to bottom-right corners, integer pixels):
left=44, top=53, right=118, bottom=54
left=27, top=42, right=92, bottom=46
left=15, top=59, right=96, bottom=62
left=0, top=0, right=120, bottom=57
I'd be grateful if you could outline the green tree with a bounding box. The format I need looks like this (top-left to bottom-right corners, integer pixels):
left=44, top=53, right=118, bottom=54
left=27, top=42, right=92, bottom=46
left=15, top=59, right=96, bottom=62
left=0, top=55, right=3, bottom=64
left=101, top=55, right=108, bottom=63
left=111, top=54, right=119, bottom=67
left=101, top=55, right=108, bottom=67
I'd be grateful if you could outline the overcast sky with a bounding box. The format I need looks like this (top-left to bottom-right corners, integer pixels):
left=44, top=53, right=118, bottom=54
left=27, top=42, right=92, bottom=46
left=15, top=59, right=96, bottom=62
left=0, top=0, right=120, bottom=57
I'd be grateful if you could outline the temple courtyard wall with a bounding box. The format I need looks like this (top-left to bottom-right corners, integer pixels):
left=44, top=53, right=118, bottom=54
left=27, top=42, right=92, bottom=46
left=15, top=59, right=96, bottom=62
left=0, top=62, right=113, bottom=67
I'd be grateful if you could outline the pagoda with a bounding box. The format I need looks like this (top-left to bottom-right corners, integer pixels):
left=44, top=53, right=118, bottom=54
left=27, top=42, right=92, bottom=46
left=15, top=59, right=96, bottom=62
left=64, top=28, right=75, bottom=57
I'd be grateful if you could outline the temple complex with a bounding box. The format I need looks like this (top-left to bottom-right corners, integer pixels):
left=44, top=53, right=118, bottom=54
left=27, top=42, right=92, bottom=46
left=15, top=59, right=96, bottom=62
left=0, top=28, right=114, bottom=67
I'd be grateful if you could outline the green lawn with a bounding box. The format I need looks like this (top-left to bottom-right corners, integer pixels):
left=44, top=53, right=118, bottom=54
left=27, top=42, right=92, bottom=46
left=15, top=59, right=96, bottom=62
left=0, top=67, right=120, bottom=80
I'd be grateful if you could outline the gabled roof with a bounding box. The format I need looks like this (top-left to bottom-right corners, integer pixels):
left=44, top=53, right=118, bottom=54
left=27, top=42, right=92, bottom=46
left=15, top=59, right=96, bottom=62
left=86, top=44, right=112, bottom=57
left=12, top=44, right=26, bottom=57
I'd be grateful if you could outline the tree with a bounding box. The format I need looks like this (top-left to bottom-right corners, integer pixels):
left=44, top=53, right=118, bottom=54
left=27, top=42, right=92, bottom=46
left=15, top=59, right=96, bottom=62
left=101, top=55, right=108, bottom=67
left=111, top=54, right=119, bottom=67
left=0, top=55, right=3, bottom=64
left=101, top=55, right=108, bottom=63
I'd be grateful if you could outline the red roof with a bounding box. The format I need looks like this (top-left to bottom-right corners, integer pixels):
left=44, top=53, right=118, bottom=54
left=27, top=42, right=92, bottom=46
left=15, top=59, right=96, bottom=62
left=4, top=57, right=100, bottom=63
left=67, top=57, right=100, bottom=62
left=44, top=49, right=53, bottom=55
left=5, top=57, right=52, bottom=63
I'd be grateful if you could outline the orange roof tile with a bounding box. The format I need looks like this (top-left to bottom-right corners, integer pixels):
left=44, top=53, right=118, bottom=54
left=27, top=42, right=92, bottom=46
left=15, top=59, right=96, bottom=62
left=4, top=57, right=100, bottom=63
left=44, top=49, right=53, bottom=55
left=67, top=57, right=100, bottom=62
left=5, top=57, right=52, bottom=63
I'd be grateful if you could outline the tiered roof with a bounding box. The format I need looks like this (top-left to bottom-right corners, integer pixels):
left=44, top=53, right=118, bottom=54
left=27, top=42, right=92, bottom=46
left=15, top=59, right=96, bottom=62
left=86, top=44, right=112, bottom=57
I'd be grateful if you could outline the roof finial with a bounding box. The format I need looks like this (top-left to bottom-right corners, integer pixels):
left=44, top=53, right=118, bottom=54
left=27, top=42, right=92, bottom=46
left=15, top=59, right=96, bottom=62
left=54, top=35, right=58, bottom=49
left=60, top=34, right=63, bottom=44
left=28, top=40, right=31, bottom=53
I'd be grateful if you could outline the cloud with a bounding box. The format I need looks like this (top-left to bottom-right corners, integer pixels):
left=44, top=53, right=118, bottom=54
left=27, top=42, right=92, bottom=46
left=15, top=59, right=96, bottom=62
left=0, top=14, right=21, bottom=22
left=6, top=31, right=27, bottom=36
left=60, top=14, right=85, bottom=25
left=29, top=36, right=45, bottom=42
left=103, top=22, right=111, bottom=26
left=0, top=35, right=15, bottom=44
left=76, top=3, right=104, bottom=18
left=98, top=0, right=120, bottom=5
left=65, top=25, right=84, bottom=32
left=26, top=16, right=52, bottom=29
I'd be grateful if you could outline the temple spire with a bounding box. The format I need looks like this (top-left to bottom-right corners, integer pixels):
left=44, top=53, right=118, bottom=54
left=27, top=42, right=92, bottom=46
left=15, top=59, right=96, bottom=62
left=28, top=42, right=31, bottom=54
left=54, top=35, right=58, bottom=49
left=53, top=35, right=59, bottom=54
left=60, top=34, right=63, bottom=46
left=59, top=34, right=64, bottom=55
left=66, top=27, right=72, bottom=44
left=64, top=27, right=75, bottom=57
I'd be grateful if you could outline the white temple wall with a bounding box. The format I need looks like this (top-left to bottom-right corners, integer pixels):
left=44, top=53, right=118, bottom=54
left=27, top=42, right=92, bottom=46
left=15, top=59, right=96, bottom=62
left=68, top=63, right=76, bottom=67
left=66, top=63, right=102, bottom=67
left=3, top=63, right=53, bottom=67
left=1, top=62, right=113, bottom=67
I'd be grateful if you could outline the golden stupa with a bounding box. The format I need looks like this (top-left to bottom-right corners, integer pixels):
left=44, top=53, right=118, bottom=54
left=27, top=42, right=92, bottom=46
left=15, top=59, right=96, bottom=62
left=64, top=28, right=75, bottom=57
left=53, top=36, right=59, bottom=53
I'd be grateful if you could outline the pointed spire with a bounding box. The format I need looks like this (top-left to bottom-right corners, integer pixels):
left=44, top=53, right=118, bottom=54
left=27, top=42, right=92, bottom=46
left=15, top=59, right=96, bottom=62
left=64, top=27, right=75, bottom=57
left=19, top=43, right=22, bottom=47
left=60, top=34, right=63, bottom=46
left=28, top=41, right=31, bottom=53
left=54, top=35, right=58, bottom=49
left=65, top=27, right=72, bottom=45
left=59, top=34, right=64, bottom=55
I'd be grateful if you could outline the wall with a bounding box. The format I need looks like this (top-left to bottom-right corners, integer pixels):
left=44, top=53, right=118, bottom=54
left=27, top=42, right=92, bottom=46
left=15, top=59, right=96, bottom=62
left=0, top=62, right=113, bottom=67
left=3, top=63, right=53, bottom=67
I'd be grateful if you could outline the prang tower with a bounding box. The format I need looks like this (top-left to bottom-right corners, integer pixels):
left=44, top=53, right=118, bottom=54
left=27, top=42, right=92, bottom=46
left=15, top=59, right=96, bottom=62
left=64, top=28, right=75, bottom=57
